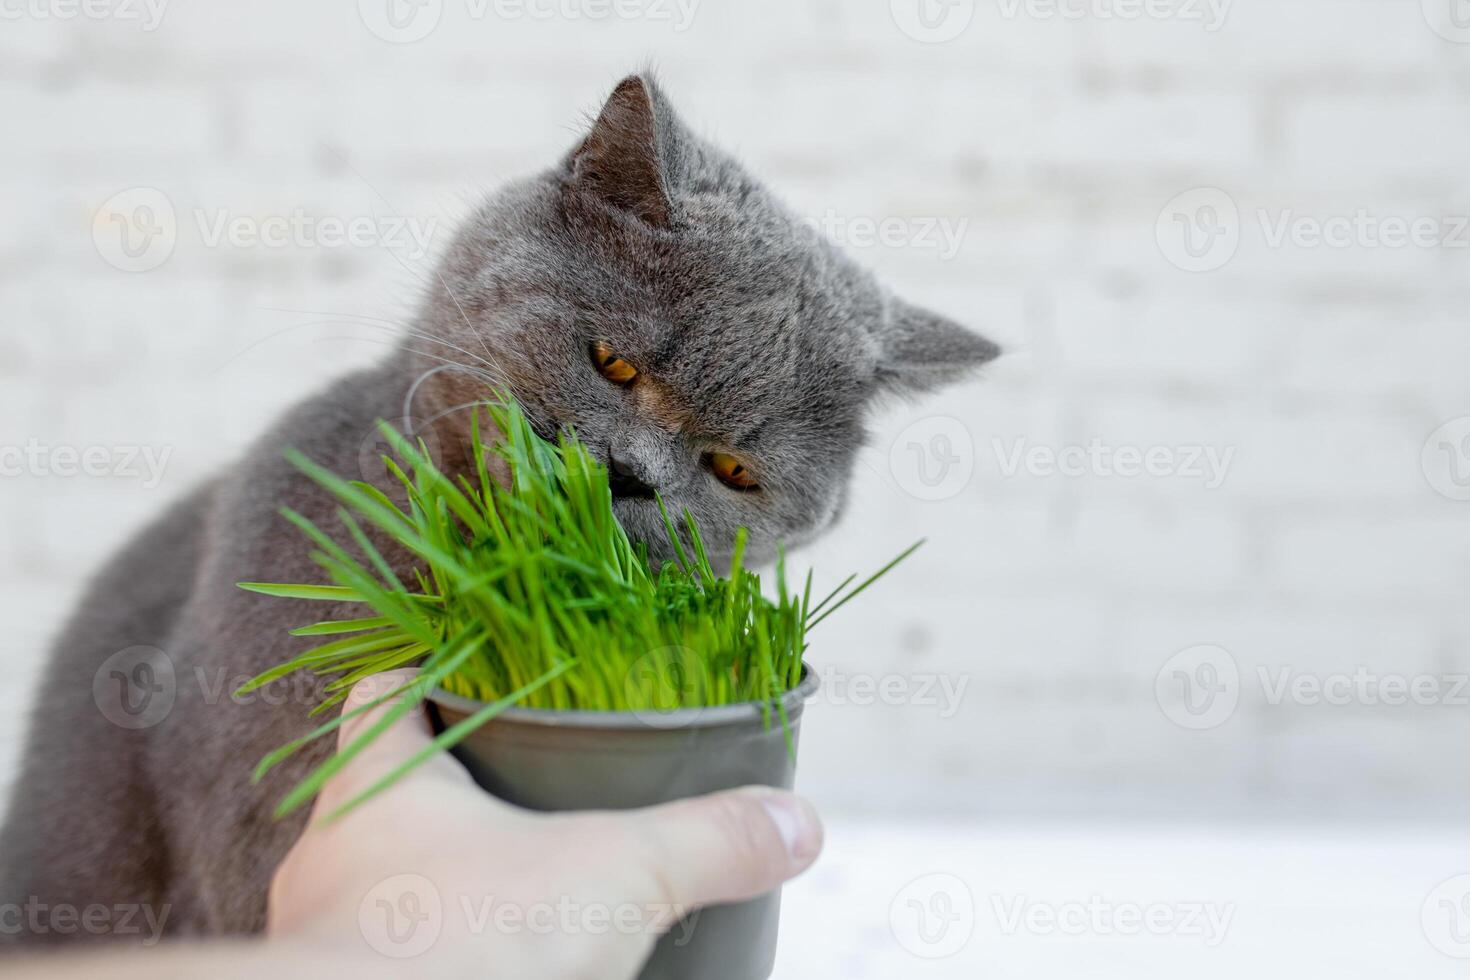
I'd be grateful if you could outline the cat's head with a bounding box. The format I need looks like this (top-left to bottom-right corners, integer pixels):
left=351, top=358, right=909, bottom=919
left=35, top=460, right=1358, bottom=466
left=412, top=73, right=999, bottom=565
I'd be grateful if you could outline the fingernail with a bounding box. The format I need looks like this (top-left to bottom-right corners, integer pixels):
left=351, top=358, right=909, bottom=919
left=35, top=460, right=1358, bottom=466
left=760, top=794, right=822, bottom=864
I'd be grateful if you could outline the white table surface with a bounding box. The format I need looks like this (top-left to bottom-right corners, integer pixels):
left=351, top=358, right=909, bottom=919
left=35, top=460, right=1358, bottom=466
left=772, top=819, right=1470, bottom=979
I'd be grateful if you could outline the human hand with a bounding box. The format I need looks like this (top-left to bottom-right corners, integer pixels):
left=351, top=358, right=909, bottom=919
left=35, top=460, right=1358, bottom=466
left=266, top=669, right=824, bottom=979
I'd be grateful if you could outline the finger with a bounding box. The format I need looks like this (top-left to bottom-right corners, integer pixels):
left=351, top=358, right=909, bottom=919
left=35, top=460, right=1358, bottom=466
left=624, top=787, right=823, bottom=913
left=318, top=669, right=473, bottom=811
left=336, top=668, right=431, bottom=750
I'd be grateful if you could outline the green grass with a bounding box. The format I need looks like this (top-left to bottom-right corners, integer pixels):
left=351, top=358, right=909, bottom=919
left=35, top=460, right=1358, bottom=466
left=237, top=399, right=919, bottom=820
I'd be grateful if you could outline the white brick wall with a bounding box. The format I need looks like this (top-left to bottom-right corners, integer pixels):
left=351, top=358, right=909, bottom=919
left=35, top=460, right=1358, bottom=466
left=2, top=0, right=1468, bottom=822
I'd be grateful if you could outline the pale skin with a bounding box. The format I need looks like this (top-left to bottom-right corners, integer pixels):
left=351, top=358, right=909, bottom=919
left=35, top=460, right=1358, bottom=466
left=5, top=669, right=824, bottom=978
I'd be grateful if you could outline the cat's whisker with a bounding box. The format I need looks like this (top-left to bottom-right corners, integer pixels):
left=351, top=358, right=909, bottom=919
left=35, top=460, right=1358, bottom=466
left=258, top=305, right=501, bottom=375
left=431, top=268, right=498, bottom=369
left=404, top=364, right=469, bottom=427
left=416, top=397, right=509, bottom=433
left=402, top=363, right=519, bottom=437
left=213, top=318, right=402, bottom=375
left=397, top=327, right=501, bottom=374
left=264, top=317, right=495, bottom=375
left=257, top=306, right=407, bottom=328
left=853, top=451, right=888, bottom=483
left=307, top=335, right=499, bottom=387
left=372, top=234, right=499, bottom=371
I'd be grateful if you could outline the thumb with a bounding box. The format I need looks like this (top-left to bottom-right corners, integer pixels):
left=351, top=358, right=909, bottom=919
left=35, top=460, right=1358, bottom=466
left=623, top=787, right=823, bottom=913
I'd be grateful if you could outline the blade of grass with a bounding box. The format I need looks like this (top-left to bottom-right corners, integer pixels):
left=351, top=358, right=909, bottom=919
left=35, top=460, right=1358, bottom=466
left=320, top=661, right=577, bottom=823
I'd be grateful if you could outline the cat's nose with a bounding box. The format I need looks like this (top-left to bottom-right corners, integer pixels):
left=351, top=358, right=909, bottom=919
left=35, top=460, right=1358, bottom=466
left=607, top=452, right=657, bottom=499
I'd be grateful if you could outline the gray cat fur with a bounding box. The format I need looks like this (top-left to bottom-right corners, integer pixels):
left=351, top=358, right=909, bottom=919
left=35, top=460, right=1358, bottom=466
left=0, top=73, right=997, bottom=944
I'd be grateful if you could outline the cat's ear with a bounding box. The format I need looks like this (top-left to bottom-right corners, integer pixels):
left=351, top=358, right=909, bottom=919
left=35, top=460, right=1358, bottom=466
left=566, top=74, right=673, bottom=229
left=871, top=297, right=1001, bottom=396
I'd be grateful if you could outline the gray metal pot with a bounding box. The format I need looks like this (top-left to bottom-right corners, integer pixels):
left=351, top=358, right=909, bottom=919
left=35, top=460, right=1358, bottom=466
left=427, top=665, right=820, bottom=980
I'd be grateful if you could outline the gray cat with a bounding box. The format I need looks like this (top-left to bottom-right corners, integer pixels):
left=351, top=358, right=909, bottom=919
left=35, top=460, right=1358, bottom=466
left=0, top=73, right=998, bottom=944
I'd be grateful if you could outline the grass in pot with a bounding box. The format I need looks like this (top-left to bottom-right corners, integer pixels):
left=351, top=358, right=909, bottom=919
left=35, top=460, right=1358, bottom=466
left=237, top=399, right=917, bottom=980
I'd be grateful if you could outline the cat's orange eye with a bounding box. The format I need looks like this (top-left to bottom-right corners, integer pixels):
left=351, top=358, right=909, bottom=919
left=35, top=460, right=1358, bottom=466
left=708, top=452, right=760, bottom=492
left=590, top=341, right=638, bottom=386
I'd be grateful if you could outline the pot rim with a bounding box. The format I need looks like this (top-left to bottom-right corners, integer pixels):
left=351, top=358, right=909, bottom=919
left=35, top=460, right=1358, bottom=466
left=429, top=661, right=821, bottom=731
